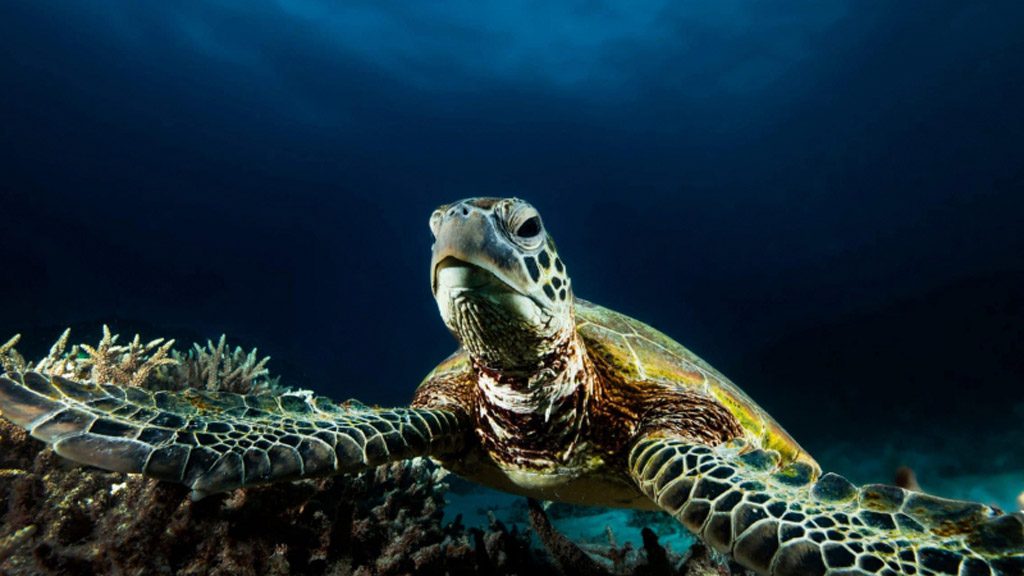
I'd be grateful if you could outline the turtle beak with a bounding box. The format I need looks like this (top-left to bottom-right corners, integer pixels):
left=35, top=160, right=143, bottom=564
left=432, top=256, right=510, bottom=297
left=429, top=206, right=525, bottom=298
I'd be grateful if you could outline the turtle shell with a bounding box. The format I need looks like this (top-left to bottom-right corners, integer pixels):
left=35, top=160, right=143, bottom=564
left=575, top=299, right=818, bottom=472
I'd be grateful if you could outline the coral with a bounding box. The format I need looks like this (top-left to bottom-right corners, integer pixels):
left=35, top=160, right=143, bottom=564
left=0, top=334, right=26, bottom=373
left=0, top=417, right=550, bottom=576
left=164, top=334, right=282, bottom=394
left=78, top=327, right=177, bottom=387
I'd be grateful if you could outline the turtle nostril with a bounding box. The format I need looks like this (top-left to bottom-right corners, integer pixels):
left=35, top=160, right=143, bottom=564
left=461, top=206, right=469, bottom=216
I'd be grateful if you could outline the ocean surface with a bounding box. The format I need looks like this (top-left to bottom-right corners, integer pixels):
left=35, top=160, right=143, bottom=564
left=1, top=0, right=1022, bottom=544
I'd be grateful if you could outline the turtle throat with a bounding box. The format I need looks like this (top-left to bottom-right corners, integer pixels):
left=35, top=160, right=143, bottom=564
left=474, top=331, right=597, bottom=474
left=436, top=259, right=573, bottom=373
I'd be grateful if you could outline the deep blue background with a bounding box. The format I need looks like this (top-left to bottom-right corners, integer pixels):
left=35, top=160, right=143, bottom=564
left=1, top=2, right=1022, bottom=469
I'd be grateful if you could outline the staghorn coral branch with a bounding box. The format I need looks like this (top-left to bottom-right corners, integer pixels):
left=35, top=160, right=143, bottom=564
left=169, top=334, right=281, bottom=394
left=0, top=334, right=26, bottom=373
left=0, top=334, right=20, bottom=357
left=77, top=326, right=177, bottom=386
left=206, top=334, right=225, bottom=390
left=32, top=328, right=71, bottom=375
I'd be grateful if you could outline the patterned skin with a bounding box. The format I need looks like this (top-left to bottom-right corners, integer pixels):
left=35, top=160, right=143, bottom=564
left=632, top=438, right=1024, bottom=576
left=1, top=197, right=1022, bottom=575
left=0, top=372, right=463, bottom=499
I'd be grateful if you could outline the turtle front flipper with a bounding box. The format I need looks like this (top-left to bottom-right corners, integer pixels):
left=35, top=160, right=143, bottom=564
left=0, top=371, right=468, bottom=499
left=629, top=435, right=1024, bottom=576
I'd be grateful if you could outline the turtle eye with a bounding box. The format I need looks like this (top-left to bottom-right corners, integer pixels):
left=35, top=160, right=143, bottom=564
left=503, top=201, right=545, bottom=248
left=514, top=216, right=542, bottom=239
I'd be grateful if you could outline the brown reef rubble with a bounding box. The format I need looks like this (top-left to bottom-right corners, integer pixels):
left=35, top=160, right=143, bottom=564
left=0, top=328, right=750, bottom=575
left=0, top=415, right=545, bottom=575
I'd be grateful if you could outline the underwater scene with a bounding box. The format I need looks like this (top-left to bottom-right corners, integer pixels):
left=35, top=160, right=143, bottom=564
left=1, top=2, right=1022, bottom=575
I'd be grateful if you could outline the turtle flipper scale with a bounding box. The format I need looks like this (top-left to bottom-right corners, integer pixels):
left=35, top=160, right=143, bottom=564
left=0, top=371, right=467, bottom=499
left=629, top=435, right=1024, bottom=576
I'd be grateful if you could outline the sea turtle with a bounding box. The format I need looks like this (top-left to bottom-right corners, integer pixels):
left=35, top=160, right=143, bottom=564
left=1, top=197, right=1021, bottom=576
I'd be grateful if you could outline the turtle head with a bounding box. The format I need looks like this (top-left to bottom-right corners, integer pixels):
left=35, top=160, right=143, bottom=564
left=430, top=197, right=574, bottom=371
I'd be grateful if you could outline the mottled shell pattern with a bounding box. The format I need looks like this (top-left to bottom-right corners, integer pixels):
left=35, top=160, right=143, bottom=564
left=574, top=299, right=817, bottom=472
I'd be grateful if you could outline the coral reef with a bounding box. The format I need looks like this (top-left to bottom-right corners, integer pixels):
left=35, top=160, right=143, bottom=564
left=0, top=415, right=546, bottom=575
left=0, top=328, right=279, bottom=394
left=0, top=328, right=751, bottom=575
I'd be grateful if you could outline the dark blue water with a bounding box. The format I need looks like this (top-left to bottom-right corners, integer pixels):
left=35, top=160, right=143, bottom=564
left=2, top=1, right=1022, bottom=500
